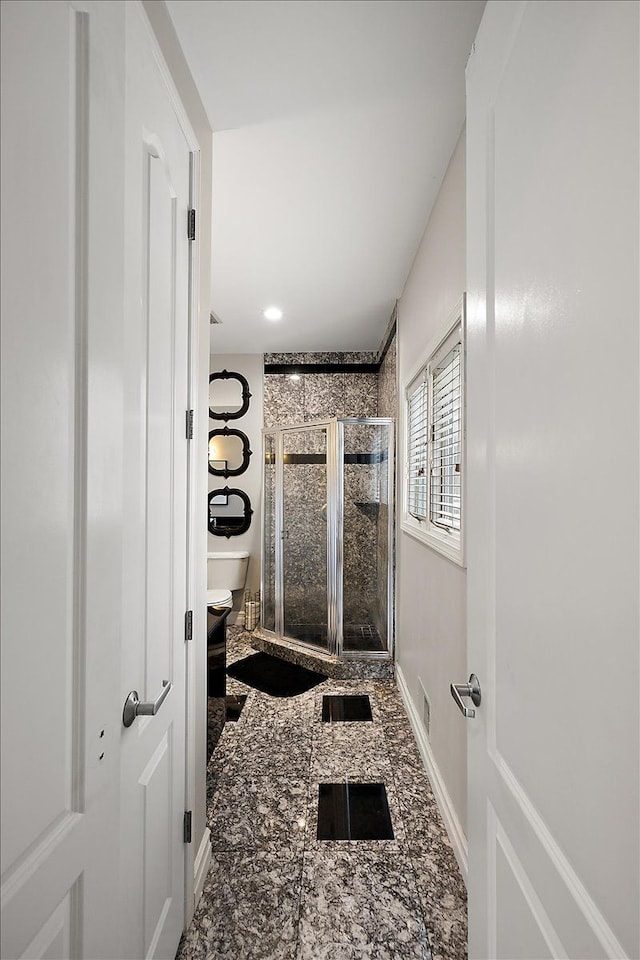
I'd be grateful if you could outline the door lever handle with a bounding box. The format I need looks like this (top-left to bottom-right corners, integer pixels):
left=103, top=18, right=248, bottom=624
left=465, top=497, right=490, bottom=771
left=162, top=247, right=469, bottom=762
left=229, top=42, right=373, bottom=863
left=123, top=680, right=172, bottom=728
left=450, top=674, right=481, bottom=718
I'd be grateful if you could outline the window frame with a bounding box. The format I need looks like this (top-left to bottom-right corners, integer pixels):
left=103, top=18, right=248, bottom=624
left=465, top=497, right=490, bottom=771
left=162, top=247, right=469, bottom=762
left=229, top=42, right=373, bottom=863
left=401, top=296, right=465, bottom=566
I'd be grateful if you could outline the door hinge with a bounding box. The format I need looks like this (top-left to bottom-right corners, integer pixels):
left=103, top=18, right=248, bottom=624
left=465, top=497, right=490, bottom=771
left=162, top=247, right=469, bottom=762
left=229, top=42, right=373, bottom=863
left=186, top=409, right=194, bottom=439
left=187, top=209, right=196, bottom=241
left=183, top=810, right=192, bottom=844
left=185, top=609, right=193, bottom=643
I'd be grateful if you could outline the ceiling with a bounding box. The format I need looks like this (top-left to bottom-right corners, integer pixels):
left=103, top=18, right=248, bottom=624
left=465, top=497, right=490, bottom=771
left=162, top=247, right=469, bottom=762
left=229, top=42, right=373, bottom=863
left=165, top=0, right=486, bottom=353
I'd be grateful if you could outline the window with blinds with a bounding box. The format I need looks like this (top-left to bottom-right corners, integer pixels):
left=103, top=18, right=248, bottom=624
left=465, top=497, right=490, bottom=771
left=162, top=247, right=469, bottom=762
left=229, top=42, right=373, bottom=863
left=407, top=379, right=428, bottom=520
left=404, top=314, right=464, bottom=559
left=429, top=340, right=461, bottom=531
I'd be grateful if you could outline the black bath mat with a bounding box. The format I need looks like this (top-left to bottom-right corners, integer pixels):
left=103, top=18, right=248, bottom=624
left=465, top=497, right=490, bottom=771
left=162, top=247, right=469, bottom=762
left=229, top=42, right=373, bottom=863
left=226, top=652, right=328, bottom=698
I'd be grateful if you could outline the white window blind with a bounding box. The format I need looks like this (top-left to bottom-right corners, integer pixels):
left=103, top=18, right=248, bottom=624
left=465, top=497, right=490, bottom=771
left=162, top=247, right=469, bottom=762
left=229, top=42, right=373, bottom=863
left=429, top=341, right=461, bottom=531
left=408, top=379, right=428, bottom=520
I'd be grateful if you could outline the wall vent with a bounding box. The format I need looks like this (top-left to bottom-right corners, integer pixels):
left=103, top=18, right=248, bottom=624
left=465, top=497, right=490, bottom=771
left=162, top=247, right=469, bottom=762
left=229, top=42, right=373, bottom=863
left=419, top=679, right=431, bottom=738
left=210, top=311, right=223, bottom=325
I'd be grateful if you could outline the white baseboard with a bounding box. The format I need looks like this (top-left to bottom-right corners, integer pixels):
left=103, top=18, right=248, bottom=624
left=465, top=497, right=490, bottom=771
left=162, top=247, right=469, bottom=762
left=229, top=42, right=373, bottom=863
left=395, top=664, right=468, bottom=880
left=193, top=828, right=211, bottom=907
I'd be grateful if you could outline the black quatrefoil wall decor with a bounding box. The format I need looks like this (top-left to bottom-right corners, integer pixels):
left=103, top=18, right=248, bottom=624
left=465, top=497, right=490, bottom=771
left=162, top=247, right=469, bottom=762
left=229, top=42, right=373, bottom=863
left=208, top=488, right=253, bottom=538
left=208, top=427, right=252, bottom=478
left=208, top=370, right=252, bottom=421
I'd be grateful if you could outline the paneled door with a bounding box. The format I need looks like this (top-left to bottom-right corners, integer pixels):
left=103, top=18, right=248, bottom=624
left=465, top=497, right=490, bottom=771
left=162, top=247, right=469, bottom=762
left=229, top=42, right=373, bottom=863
left=465, top=2, right=638, bottom=958
left=1, top=3, right=195, bottom=958
left=1, top=2, right=125, bottom=958
left=119, top=4, right=193, bottom=959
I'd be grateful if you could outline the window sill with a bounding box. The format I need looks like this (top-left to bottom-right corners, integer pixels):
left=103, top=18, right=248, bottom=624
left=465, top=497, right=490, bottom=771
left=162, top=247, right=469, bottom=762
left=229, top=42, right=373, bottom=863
left=400, top=516, right=465, bottom=567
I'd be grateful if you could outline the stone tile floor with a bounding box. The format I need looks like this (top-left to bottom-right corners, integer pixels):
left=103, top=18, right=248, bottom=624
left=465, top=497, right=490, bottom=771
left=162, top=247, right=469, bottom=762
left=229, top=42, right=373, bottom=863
left=177, top=629, right=467, bottom=960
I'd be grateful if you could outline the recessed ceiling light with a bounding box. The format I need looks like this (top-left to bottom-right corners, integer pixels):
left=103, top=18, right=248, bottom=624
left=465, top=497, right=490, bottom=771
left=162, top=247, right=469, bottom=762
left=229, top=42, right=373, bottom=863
left=263, top=306, right=283, bottom=321
left=289, top=374, right=301, bottom=382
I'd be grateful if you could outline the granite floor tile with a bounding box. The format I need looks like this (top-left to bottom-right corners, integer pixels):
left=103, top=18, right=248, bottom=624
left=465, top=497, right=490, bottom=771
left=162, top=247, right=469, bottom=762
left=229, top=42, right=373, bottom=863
left=411, top=848, right=468, bottom=960
left=214, top=722, right=313, bottom=779
left=176, top=849, right=302, bottom=960
left=208, top=774, right=309, bottom=852
left=311, top=724, right=390, bottom=779
left=374, top=687, right=411, bottom=719
left=225, top=631, right=258, bottom=665
left=210, top=691, right=255, bottom=734
left=391, top=773, right=451, bottom=849
left=296, top=944, right=408, bottom=960
left=245, top=689, right=317, bottom=726
left=383, top=734, right=425, bottom=772
left=225, top=674, right=257, bottom=698
left=297, top=848, right=431, bottom=959
left=380, top=712, right=418, bottom=742
left=184, top=629, right=465, bottom=960
left=428, top=920, right=468, bottom=960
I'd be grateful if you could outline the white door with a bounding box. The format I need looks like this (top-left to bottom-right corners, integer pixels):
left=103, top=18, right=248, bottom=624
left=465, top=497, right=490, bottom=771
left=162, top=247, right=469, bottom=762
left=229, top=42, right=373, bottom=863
left=465, top=2, right=639, bottom=958
left=1, top=2, right=125, bottom=958
left=119, top=5, right=192, bottom=959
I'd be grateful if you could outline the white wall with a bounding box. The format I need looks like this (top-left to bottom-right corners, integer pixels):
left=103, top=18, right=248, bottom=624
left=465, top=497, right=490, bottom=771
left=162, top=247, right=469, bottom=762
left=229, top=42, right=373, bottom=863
left=208, top=354, right=264, bottom=603
left=396, top=130, right=467, bottom=836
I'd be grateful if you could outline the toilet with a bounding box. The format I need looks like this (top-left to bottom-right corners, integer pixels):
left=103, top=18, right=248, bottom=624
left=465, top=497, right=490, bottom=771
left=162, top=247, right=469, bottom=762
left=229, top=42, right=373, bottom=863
left=207, top=551, right=250, bottom=615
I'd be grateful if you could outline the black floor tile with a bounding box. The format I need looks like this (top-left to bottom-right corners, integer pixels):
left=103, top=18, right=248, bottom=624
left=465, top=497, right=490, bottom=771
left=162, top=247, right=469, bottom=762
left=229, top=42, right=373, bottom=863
left=317, top=782, right=394, bottom=840
left=225, top=694, right=247, bottom=721
left=322, top=694, right=373, bottom=722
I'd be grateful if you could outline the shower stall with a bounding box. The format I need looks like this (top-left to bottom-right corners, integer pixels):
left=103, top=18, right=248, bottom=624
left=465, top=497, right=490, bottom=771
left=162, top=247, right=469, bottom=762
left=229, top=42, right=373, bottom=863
left=262, top=418, right=394, bottom=659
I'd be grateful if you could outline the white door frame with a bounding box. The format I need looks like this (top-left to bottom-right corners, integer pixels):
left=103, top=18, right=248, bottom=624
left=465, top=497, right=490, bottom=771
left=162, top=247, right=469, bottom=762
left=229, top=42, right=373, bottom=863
left=137, top=3, right=203, bottom=926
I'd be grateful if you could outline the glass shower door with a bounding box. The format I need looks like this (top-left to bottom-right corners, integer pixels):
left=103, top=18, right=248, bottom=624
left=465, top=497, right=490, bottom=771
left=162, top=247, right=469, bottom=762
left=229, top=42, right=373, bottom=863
left=341, top=419, right=394, bottom=655
left=282, top=426, right=329, bottom=650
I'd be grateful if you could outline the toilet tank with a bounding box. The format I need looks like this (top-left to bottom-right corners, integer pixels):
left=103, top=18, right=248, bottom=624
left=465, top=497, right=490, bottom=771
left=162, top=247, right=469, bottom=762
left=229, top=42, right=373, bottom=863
left=207, top=551, right=250, bottom=591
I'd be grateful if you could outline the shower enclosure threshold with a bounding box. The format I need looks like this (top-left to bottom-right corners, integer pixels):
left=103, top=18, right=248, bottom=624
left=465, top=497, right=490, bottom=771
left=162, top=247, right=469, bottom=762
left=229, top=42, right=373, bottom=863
left=252, top=628, right=394, bottom=680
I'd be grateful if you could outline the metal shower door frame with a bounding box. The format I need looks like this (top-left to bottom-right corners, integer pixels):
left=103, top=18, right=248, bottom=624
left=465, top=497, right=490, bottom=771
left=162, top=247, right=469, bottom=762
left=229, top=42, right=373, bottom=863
left=338, top=417, right=395, bottom=661
left=262, top=419, right=338, bottom=655
left=261, top=417, right=394, bottom=660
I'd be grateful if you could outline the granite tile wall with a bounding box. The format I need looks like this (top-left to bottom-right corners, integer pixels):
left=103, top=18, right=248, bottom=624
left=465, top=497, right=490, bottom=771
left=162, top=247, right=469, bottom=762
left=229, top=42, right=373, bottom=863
left=263, top=346, right=397, bottom=650
left=283, top=448, right=329, bottom=631
left=376, top=332, right=397, bottom=645
left=263, top=368, right=378, bottom=428
left=264, top=351, right=376, bottom=365
left=262, top=436, right=277, bottom=632
left=342, top=423, right=382, bottom=632
left=378, top=332, right=397, bottom=419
